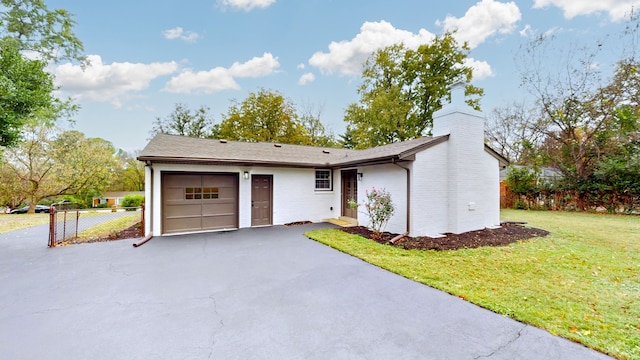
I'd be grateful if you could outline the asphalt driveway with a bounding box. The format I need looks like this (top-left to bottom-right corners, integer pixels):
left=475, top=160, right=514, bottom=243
left=0, top=223, right=611, bottom=359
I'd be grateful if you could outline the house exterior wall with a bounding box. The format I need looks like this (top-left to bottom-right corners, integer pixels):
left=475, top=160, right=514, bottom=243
left=355, top=164, right=408, bottom=235
left=431, top=82, right=501, bottom=234
left=410, top=142, right=449, bottom=236
left=145, top=163, right=339, bottom=236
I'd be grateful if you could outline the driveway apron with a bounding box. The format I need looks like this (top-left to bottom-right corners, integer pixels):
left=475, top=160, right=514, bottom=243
left=0, top=223, right=612, bottom=359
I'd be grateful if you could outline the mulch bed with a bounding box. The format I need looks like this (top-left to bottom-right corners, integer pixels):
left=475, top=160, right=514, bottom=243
left=340, top=222, right=549, bottom=251
left=59, top=223, right=142, bottom=246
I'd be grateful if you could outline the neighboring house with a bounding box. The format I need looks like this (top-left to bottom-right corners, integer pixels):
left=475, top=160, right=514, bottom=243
left=138, top=82, right=508, bottom=237
left=92, top=191, right=145, bottom=207
left=499, top=166, right=562, bottom=208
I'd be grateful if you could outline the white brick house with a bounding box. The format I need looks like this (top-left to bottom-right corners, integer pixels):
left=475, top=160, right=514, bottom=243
left=138, top=83, right=507, bottom=237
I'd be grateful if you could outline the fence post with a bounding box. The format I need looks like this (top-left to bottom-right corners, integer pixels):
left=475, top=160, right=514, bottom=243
left=75, top=210, right=80, bottom=240
left=48, top=207, right=55, bottom=247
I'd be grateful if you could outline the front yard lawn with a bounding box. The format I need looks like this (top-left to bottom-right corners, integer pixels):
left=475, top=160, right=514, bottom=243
left=305, top=210, right=639, bottom=360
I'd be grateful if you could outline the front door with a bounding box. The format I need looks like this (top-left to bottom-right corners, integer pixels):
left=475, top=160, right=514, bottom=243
left=251, top=175, right=272, bottom=226
left=342, top=170, right=358, bottom=218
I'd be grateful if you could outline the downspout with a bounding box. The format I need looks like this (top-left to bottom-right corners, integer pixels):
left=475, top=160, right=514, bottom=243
left=392, top=160, right=411, bottom=234
left=134, top=163, right=154, bottom=247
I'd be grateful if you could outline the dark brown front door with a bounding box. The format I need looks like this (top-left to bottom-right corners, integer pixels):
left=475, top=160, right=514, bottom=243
left=251, top=175, right=273, bottom=226
left=342, top=170, right=358, bottom=218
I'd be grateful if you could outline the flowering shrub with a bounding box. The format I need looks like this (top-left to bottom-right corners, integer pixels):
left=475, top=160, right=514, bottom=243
left=364, top=187, right=394, bottom=238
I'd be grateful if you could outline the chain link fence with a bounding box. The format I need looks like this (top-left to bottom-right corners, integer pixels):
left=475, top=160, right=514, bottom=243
left=48, top=206, right=144, bottom=247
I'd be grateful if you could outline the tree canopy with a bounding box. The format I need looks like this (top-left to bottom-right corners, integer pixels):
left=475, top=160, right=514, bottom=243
left=0, top=126, right=119, bottom=212
left=491, top=17, right=640, bottom=211
left=0, top=0, right=84, bottom=148
left=0, top=45, right=55, bottom=146
left=344, top=33, right=483, bottom=149
left=150, top=103, right=215, bottom=139
left=214, top=88, right=320, bottom=145
left=0, top=0, right=85, bottom=63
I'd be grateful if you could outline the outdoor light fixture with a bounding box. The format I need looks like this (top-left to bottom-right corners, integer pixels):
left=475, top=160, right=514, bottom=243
left=243, top=171, right=249, bottom=180
left=357, top=172, right=363, bottom=181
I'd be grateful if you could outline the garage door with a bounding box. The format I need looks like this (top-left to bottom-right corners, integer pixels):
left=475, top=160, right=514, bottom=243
left=162, top=173, right=239, bottom=234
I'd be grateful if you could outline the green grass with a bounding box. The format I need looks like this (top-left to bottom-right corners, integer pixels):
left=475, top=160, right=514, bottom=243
left=75, top=213, right=140, bottom=241
left=0, top=213, right=50, bottom=233
left=305, top=210, right=640, bottom=360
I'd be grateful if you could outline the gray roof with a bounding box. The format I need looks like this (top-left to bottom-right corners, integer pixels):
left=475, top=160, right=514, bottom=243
left=138, top=134, right=450, bottom=168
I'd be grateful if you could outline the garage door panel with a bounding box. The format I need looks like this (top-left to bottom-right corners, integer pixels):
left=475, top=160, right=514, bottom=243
left=162, top=172, right=238, bottom=234
left=202, top=202, right=235, bottom=215
left=202, top=214, right=237, bottom=229
left=164, top=217, right=202, bottom=232
left=164, top=187, right=186, bottom=202
left=203, top=175, right=235, bottom=186
left=164, top=204, right=202, bottom=217
left=165, top=174, right=201, bottom=187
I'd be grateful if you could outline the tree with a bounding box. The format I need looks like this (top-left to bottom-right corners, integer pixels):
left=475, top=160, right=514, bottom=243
left=484, top=101, right=546, bottom=164
left=344, top=34, right=483, bottom=149
left=214, top=88, right=315, bottom=145
left=298, top=101, right=336, bottom=147
left=0, top=45, right=55, bottom=147
left=0, top=0, right=85, bottom=63
left=150, top=103, right=215, bottom=139
left=120, top=150, right=145, bottom=191
left=507, top=16, right=640, bottom=210
left=2, top=125, right=119, bottom=212
left=0, top=0, right=85, bottom=147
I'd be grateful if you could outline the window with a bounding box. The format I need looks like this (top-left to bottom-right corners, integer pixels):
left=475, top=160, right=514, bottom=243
left=185, top=187, right=219, bottom=200
left=315, top=169, right=332, bottom=190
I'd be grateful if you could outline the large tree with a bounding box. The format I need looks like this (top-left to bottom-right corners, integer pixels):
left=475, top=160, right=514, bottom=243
left=150, top=103, right=215, bottom=139
left=0, top=0, right=84, bottom=147
left=484, top=101, right=546, bottom=164
left=0, top=45, right=55, bottom=147
left=0, top=0, right=84, bottom=63
left=344, top=33, right=483, bottom=149
left=1, top=125, right=119, bottom=212
left=214, top=88, right=315, bottom=145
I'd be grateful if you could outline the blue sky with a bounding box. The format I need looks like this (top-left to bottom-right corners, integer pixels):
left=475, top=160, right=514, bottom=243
left=47, top=0, right=639, bottom=152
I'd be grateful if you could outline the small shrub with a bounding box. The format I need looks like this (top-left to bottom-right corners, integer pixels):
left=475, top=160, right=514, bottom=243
left=121, top=194, right=144, bottom=209
left=363, top=187, right=395, bottom=239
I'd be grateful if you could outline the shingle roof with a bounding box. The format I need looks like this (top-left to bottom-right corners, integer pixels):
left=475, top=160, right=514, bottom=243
left=138, top=133, right=450, bottom=168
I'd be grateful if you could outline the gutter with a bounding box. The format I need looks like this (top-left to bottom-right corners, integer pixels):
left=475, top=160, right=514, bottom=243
left=392, top=160, right=411, bottom=234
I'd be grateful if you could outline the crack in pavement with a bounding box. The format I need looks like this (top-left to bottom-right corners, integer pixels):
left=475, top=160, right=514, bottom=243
left=207, top=295, right=224, bottom=360
left=474, top=324, right=528, bottom=359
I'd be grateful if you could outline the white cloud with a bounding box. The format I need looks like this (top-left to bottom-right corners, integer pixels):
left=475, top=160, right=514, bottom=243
left=297, top=63, right=305, bottom=70
left=309, top=20, right=435, bottom=76
left=464, top=58, right=494, bottom=79
left=218, top=0, right=275, bottom=11
left=228, top=53, right=279, bottom=77
left=54, top=55, right=178, bottom=107
left=163, top=27, right=199, bottom=42
left=436, top=0, right=521, bottom=48
left=164, top=67, right=240, bottom=94
left=533, top=0, right=639, bottom=22
left=298, top=73, right=315, bottom=85
left=164, top=53, right=280, bottom=94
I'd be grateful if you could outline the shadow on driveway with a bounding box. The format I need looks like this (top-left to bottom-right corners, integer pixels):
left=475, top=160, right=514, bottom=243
left=0, top=223, right=612, bottom=359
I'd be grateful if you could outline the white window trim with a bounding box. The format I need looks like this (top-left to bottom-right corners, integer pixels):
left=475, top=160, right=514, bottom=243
left=314, top=169, right=332, bottom=191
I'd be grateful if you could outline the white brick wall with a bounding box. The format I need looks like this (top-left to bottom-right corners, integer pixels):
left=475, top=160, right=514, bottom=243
left=429, top=82, right=501, bottom=234
left=356, top=164, right=408, bottom=234
left=410, top=142, right=449, bottom=236
left=148, top=163, right=339, bottom=235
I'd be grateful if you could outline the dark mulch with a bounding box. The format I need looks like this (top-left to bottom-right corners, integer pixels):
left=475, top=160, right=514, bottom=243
left=59, top=223, right=142, bottom=246
left=284, top=220, right=313, bottom=226
left=339, top=222, right=550, bottom=251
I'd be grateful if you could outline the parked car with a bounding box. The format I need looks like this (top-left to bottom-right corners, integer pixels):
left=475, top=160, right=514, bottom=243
left=10, top=205, right=51, bottom=214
